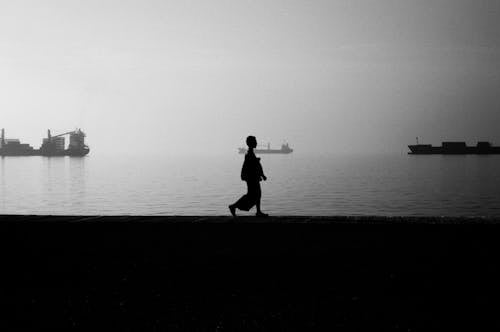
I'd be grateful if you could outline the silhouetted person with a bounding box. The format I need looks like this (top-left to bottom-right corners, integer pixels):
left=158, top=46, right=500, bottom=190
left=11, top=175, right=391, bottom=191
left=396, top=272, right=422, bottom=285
left=229, top=136, right=268, bottom=217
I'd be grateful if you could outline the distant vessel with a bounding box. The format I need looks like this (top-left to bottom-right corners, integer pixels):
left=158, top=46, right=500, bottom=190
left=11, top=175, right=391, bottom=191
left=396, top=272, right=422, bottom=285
left=409, top=139, right=500, bottom=154
left=0, top=128, right=90, bottom=157
left=239, top=142, right=293, bottom=154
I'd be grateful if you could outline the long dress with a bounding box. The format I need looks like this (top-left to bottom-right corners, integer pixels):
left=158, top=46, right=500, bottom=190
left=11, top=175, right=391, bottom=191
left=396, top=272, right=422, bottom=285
left=234, top=151, right=264, bottom=211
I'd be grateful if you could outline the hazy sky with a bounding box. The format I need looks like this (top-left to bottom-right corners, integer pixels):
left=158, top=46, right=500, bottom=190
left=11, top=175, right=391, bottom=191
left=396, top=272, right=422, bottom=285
left=1, top=0, right=499, bottom=155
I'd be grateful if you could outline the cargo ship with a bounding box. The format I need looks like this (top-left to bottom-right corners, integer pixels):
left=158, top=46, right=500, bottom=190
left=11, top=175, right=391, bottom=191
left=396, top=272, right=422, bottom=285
left=238, top=142, right=293, bottom=154
left=408, top=140, right=500, bottom=154
left=0, top=128, right=90, bottom=157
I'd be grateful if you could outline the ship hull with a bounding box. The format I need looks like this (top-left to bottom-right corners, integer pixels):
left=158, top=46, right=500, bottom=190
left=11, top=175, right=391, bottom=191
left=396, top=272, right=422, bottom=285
left=238, top=148, right=293, bottom=154
left=0, top=150, right=38, bottom=156
left=65, top=147, right=90, bottom=157
left=408, top=145, right=500, bottom=155
left=1, top=148, right=90, bottom=157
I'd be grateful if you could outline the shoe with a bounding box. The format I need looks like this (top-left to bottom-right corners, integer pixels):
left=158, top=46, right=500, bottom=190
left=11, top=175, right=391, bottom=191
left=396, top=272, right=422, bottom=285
left=229, top=205, right=236, bottom=217
left=256, top=212, right=269, bottom=217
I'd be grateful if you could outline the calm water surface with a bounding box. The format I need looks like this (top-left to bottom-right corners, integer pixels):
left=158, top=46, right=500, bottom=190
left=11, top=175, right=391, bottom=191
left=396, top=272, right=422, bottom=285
left=1, top=153, right=500, bottom=216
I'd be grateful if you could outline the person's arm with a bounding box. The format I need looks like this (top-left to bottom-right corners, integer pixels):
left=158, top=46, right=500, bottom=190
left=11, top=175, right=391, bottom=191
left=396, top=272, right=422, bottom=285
left=241, top=156, right=249, bottom=181
left=257, top=159, right=267, bottom=181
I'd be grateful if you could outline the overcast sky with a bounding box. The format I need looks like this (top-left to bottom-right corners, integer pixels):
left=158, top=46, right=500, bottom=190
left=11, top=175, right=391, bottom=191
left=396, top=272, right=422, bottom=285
left=1, top=0, right=499, bottom=155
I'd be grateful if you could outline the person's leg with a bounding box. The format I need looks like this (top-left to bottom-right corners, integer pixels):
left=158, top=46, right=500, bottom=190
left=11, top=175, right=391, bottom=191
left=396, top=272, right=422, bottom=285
left=255, top=182, right=262, bottom=213
left=228, top=204, right=236, bottom=216
left=229, top=182, right=253, bottom=215
left=254, top=182, right=268, bottom=217
left=256, top=202, right=264, bottom=215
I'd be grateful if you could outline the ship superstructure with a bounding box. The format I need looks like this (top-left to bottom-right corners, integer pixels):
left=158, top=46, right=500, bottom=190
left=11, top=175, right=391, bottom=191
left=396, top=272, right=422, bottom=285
left=0, top=128, right=90, bottom=157
left=0, top=128, right=37, bottom=156
left=40, top=129, right=89, bottom=156
left=238, top=142, right=293, bottom=154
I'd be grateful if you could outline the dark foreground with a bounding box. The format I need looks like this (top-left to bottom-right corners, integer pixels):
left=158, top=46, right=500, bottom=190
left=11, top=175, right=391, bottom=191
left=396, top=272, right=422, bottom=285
left=7, top=215, right=500, bottom=330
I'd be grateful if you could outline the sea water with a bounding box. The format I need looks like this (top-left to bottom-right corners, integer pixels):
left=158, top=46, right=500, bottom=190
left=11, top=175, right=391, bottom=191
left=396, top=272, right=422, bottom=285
left=1, top=153, right=500, bottom=216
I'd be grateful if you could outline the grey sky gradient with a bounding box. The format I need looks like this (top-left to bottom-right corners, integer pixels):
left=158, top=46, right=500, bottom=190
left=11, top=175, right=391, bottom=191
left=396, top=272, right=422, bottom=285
left=1, top=0, right=499, bottom=155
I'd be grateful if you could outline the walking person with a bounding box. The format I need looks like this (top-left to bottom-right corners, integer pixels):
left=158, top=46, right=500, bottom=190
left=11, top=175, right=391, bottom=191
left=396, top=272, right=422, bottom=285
left=229, top=136, right=269, bottom=217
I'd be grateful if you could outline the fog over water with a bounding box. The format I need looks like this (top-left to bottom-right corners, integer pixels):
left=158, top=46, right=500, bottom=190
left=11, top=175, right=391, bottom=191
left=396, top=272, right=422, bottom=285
left=1, top=0, right=500, bottom=156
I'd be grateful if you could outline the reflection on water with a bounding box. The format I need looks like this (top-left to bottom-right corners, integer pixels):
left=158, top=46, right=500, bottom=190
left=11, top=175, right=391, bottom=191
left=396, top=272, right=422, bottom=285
left=69, top=157, right=86, bottom=210
left=0, top=154, right=500, bottom=216
left=0, top=157, right=5, bottom=211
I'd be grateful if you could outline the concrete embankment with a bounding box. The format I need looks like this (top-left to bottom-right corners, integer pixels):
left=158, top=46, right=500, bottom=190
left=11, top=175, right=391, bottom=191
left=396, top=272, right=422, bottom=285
left=6, top=215, right=500, bottom=330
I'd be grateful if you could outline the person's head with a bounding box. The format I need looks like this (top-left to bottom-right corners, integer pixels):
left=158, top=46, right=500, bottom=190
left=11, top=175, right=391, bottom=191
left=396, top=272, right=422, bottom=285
left=246, top=136, right=257, bottom=149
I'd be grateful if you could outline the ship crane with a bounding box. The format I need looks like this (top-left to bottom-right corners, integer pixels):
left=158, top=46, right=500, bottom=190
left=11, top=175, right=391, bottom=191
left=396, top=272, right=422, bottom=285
left=53, top=131, right=75, bottom=138
left=47, top=129, right=86, bottom=140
